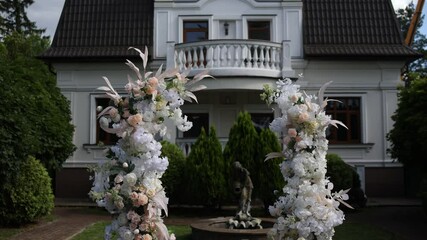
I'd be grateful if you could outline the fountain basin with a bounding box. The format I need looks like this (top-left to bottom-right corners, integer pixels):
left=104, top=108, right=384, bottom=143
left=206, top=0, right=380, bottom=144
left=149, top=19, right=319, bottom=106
left=191, top=217, right=275, bottom=240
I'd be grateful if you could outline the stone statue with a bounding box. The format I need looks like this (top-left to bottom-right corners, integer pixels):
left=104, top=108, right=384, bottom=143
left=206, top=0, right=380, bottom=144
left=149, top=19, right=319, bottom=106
left=228, top=161, right=262, bottom=229
left=232, top=161, right=253, bottom=218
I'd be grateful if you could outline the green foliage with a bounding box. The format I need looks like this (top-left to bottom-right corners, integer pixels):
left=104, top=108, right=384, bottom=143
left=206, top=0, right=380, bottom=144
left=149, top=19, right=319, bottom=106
left=223, top=111, right=259, bottom=181
left=326, top=154, right=354, bottom=191
left=160, top=141, right=186, bottom=204
left=184, top=127, right=226, bottom=206
left=326, top=153, right=366, bottom=208
left=223, top=112, right=284, bottom=208
left=0, top=32, right=75, bottom=218
left=0, top=32, right=75, bottom=175
left=0, top=156, right=54, bottom=226
left=255, top=128, right=284, bottom=209
left=396, top=2, right=427, bottom=75
left=0, top=0, right=45, bottom=37
left=387, top=75, right=427, bottom=169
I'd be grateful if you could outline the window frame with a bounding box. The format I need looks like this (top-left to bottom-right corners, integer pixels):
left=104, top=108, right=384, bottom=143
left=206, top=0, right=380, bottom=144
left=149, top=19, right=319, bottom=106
left=242, top=15, right=276, bottom=41
left=178, top=16, right=213, bottom=43
left=247, top=20, right=271, bottom=41
left=324, top=95, right=366, bottom=144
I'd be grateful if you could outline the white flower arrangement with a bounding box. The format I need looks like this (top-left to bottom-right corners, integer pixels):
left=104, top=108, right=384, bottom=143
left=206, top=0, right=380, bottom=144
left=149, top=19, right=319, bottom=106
left=90, top=47, right=210, bottom=240
left=262, top=79, right=351, bottom=240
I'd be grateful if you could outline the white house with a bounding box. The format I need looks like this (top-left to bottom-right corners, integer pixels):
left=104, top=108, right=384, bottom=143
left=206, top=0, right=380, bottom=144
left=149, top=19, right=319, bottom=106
left=42, top=0, right=420, bottom=199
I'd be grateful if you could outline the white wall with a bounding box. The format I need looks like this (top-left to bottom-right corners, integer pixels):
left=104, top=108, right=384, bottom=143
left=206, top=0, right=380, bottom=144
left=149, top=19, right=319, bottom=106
left=153, top=0, right=303, bottom=59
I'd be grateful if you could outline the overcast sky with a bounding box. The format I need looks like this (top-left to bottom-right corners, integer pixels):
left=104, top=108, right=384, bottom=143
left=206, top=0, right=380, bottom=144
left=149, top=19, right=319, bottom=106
left=27, top=0, right=425, bottom=40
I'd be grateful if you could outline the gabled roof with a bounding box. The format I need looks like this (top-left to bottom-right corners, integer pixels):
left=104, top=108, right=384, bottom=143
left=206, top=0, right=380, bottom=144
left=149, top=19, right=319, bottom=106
left=41, top=0, right=153, bottom=60
left=41, top=0, right=421, bottom=61
left=303, top=0, right=421, bottom=60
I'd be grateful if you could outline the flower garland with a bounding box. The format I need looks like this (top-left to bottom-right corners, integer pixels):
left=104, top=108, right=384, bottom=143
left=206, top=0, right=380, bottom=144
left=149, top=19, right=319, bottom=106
left=261, top=79, right=351, bottom=240
left=90, top=47, right=210, bottom=240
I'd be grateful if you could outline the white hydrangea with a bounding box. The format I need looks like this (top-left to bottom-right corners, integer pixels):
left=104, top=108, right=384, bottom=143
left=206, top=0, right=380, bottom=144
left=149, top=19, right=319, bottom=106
left=265, top=79, right=347, bottom=240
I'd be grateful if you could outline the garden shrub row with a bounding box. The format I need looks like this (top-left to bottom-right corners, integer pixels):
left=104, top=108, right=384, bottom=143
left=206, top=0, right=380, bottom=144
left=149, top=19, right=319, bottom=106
left=162, top=112, right=366, bottom=211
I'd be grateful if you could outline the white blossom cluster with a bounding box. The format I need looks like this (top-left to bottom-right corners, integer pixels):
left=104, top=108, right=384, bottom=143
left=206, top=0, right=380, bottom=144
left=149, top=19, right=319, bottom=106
left=89, top=47, right=210, bottom=240
left=264, top=79, right=349, bottom=240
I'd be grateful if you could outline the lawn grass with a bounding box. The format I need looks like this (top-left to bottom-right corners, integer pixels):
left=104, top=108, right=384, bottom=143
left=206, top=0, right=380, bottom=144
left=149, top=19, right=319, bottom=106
left=71, top=221, right=191, bottom=240
left=71, top=220, right=402, bottom=240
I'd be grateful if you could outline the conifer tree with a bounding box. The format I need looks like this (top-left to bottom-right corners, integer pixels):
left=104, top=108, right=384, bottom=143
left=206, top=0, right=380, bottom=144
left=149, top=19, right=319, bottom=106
left=256, top=128, right=284, bottom=209
left=0, top=0, right=44, bottom=37
left=185, top=127, right=226, bottom=206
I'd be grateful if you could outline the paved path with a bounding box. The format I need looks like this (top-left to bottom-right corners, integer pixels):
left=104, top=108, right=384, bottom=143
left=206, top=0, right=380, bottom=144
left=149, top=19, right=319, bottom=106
left=6, top=204, right=427, bottom=240
left=9, top=208, right=110, bottom=240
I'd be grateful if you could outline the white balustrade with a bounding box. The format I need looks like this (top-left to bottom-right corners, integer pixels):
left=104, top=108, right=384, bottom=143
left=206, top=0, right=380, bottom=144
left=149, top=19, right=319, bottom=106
left=167, top=40, right=293, bottom=78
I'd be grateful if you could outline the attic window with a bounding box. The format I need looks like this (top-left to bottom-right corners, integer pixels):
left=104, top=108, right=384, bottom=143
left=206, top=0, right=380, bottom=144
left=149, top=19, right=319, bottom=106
left=183, top=20, right=209, bottom=43
left=248, top=21, right=271, bottom=41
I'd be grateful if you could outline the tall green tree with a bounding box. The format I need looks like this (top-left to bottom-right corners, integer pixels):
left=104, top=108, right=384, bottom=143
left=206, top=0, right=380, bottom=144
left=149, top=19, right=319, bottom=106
left=256, top=128, right=284, bottom=210
left=387, top=73, right=427, bottom=196
left=0, top=32, right=75, bottom=189
left=0, top=0, right=44, bottom=36
left=184, top=127, right=226, bottom=206
left=396, top=2, right=427, bottom=75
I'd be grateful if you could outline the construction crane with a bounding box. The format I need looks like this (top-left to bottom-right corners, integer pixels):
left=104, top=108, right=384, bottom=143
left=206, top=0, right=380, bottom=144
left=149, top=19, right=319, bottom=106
left=405, top=0, right=425, bottom=46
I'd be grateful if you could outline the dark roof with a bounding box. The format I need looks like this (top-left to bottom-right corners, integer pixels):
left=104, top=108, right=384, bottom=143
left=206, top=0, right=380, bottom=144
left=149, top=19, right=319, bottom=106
left=303, top=0, right=421, bottom=60
left=42, top=0, right=421, bottom=61
left=41, top=0, right=153, bottom=60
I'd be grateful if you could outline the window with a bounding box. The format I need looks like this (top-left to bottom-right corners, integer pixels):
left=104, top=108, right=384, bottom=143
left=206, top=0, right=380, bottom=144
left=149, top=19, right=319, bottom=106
left=250, top=113, right=274, bottom=131
left=182, top=113, right=209, bottom=138
left=248, top=21, right=271, bottom=41
left=95, top=98, right=119, bottom=145
left=325, top=97, right=361, bottom=144
left=183, top=20, right=209, bottom=43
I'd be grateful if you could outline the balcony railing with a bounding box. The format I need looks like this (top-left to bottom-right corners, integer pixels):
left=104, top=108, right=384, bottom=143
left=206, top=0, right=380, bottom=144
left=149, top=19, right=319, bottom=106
left=167, top=39, right=294, bottom=78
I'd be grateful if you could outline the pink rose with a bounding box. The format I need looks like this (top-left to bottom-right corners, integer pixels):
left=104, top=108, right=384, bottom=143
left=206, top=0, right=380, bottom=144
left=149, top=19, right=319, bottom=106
left=130, top=192, right=139, bottom=200
left=283, top=136, right=291, bottom=145
left=290, top=95, right=299, bottom=103
left=131, top=215, right=141, bottom=224
left=288, top=128, right=297, bottom=138
left=142, top=234, right=152, bottom=240
left=148, top=77, right=158, bottom=87
left=137, top=193, right=149, bottom=206
left=114, top=174, right=123, bottom=184
left=295, top=136, right=303, bottom=142
left=298, top=112, right=309, bottom=123
left=128, top=114, right=143, bottom=127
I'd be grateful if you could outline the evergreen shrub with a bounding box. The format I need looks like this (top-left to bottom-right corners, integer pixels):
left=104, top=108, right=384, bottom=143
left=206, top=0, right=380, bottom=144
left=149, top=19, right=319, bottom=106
left=256, top=128, right=284, bottom=209
left=0, top=156, right=54, bottom=226
left=184, top=127, right=226, bottom=207
left=223, top=112, right=259, bottom=202
left=326, top=153, right=366, bottom=208
left=160, top=141, right=186, bottom=204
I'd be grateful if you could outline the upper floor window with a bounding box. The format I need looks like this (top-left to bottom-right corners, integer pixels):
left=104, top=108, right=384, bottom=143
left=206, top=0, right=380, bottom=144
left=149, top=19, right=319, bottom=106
left=248, top=20, right=271, bottom=41
left=183, top=20, right=209, bottom=43
left=325, top=97, right=361, bottom=144
left=96, top=98, right=119, bottom=145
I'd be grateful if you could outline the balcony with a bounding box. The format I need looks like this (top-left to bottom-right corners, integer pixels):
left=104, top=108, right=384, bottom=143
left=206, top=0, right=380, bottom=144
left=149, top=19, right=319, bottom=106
left=166, top=40, right=294, bottom=78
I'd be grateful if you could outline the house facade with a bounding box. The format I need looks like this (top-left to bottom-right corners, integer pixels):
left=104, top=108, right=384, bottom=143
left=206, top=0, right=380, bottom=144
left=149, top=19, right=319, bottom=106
left=42, top=0, right=420, bottom=199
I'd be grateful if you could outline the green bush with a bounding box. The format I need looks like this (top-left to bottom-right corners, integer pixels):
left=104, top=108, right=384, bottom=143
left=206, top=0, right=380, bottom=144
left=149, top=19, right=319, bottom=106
left=326, top=153, right=366, bottom=208
left=387, top=74, right=427, bottom=196
left=0, top=156, right=54, bottom=226
left=223, top=112, right=259, bottom=202
left=160, top=141, right=186, bottom=204
left=256, top=128, right=284, bottom=209
left=184, top=127, right=226, bottom=207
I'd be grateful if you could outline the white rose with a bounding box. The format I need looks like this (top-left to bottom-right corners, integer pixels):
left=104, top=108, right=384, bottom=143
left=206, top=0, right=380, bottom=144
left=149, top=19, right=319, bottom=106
left=124, top=173, right=137, bottom=186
